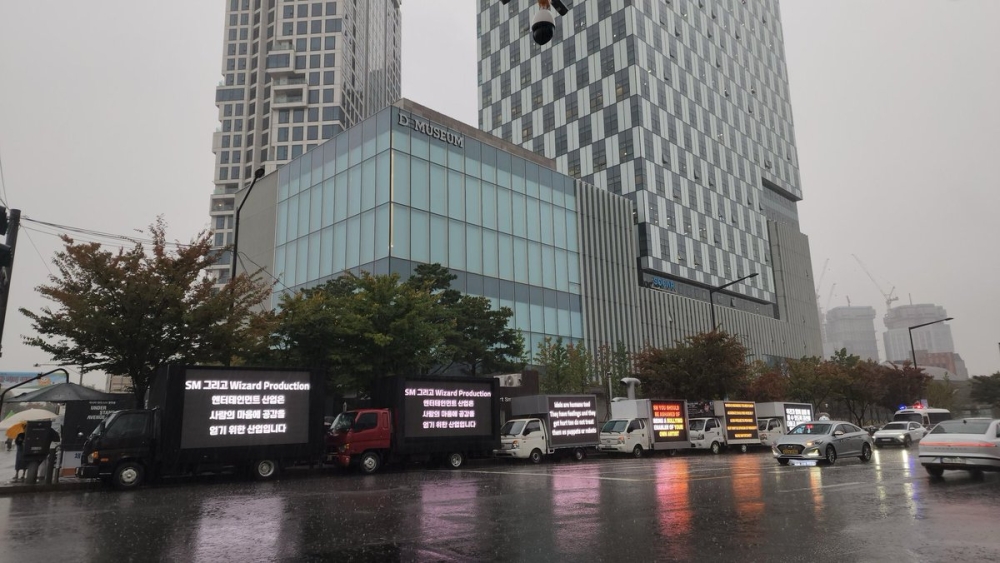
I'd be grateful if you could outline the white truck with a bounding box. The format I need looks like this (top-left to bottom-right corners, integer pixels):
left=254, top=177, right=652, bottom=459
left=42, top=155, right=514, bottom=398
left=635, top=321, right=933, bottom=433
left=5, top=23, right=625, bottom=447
left=755, top=402, right=815, bottom=447
left=598, top=399, right=689, bottom=457
left=494, top=394, right=599, bottom=463
left=688, top=400, right=760, bottom=453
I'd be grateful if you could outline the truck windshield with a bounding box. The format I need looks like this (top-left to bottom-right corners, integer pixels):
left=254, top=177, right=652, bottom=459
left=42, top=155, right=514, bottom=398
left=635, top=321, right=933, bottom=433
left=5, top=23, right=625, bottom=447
left=689, top=419, right=705, bottom=431
left=90, top=411, right=119, bottom=439
left=501, top=420, right=526, bottom=436
left=601, top=420, right=628, bottom=433
left=330, top=412, right=357, bottom=433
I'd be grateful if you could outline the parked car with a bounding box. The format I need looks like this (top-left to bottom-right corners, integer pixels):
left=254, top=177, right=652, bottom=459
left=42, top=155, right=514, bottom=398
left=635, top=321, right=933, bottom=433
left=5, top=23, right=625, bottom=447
left=772, top=421, right=874, bottom=465
left=918, top=418, right=1000, bottom=479
left=873, top=421, right=926, bottom=448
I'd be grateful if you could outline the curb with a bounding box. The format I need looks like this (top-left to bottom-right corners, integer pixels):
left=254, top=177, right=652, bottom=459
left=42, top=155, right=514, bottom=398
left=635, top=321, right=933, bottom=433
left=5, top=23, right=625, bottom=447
left=0, top=481, right=102, bottom=496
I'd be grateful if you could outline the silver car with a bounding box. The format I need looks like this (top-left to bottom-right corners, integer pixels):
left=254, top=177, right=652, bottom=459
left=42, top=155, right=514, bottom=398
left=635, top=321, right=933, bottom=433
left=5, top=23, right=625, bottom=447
left=873, top=421, right=926, bottom=448
left=772, top=420, right=874, bottom=465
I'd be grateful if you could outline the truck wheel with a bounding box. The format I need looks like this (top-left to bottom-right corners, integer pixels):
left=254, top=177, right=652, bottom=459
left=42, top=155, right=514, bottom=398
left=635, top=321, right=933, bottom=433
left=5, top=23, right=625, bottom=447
left=114, top=462, right=144, bottom=490
left=360, top=452, right=381, bottom=474
left=529, top=449, right=543, bottom=464
left=632, top=445, right=644, bottom=458
left=572, top=448, right=586, bottom=462
left=446, top=452, right=465, bottom=470
left=710, top=442, right=721, bottom=455
left=739, top=444, right=749, bottom=454
left=252, top=459, right=279, bottom=480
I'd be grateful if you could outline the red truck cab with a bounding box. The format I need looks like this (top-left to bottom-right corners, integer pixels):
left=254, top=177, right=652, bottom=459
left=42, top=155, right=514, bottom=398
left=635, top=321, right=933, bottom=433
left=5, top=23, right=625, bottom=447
left=327, top=408, right=391, bottom=474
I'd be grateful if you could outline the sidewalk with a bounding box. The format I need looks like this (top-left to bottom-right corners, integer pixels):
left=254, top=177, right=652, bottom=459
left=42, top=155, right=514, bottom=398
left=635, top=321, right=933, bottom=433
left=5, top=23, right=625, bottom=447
left=0, top=446, right=100, bottom=495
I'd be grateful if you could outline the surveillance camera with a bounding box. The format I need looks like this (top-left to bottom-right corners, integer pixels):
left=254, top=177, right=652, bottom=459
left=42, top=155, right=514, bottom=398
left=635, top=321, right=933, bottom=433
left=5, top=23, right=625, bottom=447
left=531, top=8, right=555, bottom=45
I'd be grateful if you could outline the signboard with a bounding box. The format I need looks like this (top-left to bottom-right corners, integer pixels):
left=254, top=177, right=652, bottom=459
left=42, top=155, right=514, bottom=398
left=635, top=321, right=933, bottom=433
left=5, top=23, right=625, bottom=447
left=547, top=395, right=598, bottom=447
left=651, top=400, right=687, bottom=443
left=61, top=396, right=134, bottom=449
left=179, top=369, right=312, bottom=449
left=721, top=401, right=759, bottom=442
left=403, top=379, right=494, bottom=438
left=782, top=403, right=814, bottom=430
left=0, top=371, right=68, bottom=393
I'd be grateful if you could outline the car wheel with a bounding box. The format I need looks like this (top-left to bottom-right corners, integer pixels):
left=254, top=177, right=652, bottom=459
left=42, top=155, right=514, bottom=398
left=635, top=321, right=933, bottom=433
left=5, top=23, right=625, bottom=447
left=529, top=449, right=543, bottom=464
left=252, top=459, right=279, bottom=480
left=114, top=461, right=145, bottom=490
left=710, top=441, right=721, bottom=455
left=572, top=448, right=586, bottom=462
left=778, top=458, right=790, bottom=466
left=825, top=446, right=837, bottom=465
left=446, top=452, right=465, bottom=470
left=926, top=466, right=944, bottom=478
left=903, top=436, right=912, bottom=448
left=359, top=452, right=381, bottom=475
left=859, top=443, right=872, bottom=463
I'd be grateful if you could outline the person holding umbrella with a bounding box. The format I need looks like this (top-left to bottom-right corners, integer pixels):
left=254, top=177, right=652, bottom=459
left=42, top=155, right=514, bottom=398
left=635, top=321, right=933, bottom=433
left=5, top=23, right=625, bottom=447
left=8, top=421, right=27, bottom=482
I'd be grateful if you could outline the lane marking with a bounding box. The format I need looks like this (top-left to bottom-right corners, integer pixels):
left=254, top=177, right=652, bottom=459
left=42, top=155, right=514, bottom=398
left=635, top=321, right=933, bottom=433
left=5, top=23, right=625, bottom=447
left=778, top=481, right=865, bottom=493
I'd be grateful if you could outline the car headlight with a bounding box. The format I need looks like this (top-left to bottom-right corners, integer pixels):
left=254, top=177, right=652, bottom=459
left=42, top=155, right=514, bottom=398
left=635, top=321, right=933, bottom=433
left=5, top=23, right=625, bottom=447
left=805, top=440, right=824, bottom=448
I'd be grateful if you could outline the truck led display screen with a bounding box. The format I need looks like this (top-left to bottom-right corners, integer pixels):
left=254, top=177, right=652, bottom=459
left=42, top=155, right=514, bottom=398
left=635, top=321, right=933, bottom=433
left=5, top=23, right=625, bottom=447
left=547, top=395, right=598, bottom=447
left=180, top=369, right=312, bottom=449
left=783, top=404, right=814, bottom=430
left=651, top=400, right=687, bottom=443
left=722, top=402, right=760, bottom=442
left=403, top=380, right=494, bottom=438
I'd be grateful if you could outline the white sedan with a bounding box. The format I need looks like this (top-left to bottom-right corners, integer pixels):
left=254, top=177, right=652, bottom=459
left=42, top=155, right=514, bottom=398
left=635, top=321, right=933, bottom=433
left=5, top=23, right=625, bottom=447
left=918, top=418, right=1000, bottom=478
left=873, top=421, right=926, bottom=448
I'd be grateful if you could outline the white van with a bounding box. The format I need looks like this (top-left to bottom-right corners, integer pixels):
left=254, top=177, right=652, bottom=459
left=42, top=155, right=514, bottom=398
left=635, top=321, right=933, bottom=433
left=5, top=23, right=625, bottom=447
left=892, top=408, right=951, bottom=429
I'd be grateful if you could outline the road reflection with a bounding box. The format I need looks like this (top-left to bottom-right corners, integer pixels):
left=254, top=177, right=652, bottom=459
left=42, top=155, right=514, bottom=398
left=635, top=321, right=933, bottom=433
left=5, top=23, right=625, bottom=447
left=731, top=455, right=765, bottom=539
left=655, top=458, right=692, bottom=560
left=550, top=464, right=601, bottom=557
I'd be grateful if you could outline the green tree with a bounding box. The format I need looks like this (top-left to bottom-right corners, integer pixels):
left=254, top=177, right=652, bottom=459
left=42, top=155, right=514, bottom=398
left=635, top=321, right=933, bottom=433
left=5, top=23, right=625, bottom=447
left=267, top=271, right=449, bottom=395
left=21, top=219, right=273, bottom=407
left=970, top=372, right=1000, bottom=409
left=925, top=375, right=956, bottom=412
left=535, top=337, right=571, bottom=393
left=565, top=342, right=593, bottom=394
left=786, top=356, right=833, bottom=410
left=745, top=362, right=789, bottom=403
left=635, top=331, right=750, bottom=400
left=408, top=264, right=524, bottom=376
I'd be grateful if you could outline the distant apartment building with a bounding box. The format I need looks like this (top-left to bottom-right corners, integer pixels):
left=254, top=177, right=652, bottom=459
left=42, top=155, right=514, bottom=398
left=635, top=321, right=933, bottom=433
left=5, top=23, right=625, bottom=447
left=822, top=305, right=879, bottom=361
left=209, top=0, right=401, bottom=285
left=884, top=303, right=967, bottom=378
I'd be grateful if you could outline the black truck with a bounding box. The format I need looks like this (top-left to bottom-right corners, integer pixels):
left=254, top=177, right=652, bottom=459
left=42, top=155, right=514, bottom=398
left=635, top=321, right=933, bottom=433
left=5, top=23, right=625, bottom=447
left=77, top=365, right=326, bottom=489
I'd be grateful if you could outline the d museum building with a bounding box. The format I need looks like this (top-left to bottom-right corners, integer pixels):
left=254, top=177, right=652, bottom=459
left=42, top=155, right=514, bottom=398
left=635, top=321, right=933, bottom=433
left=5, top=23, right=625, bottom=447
left=239, top=99, right=820, bottom=363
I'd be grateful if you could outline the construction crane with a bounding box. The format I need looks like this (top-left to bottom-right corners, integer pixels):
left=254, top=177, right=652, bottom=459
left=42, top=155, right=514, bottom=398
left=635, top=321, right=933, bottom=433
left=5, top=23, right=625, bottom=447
left=852, top=254, right=898, bottom=311
left=815, top=258, right=830, bottom=295
left=825, top=283, right=837, bottom=312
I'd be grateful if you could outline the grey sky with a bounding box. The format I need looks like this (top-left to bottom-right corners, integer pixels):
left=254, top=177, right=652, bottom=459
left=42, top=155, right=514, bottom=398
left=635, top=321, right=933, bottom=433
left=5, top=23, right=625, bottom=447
left=0, top=1, right=996, bottom=386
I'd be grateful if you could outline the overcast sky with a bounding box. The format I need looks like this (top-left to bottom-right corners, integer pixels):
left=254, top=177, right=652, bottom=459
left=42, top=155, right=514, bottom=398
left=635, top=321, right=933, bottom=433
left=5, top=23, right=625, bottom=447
left=0, top=1, right=997, bottom=386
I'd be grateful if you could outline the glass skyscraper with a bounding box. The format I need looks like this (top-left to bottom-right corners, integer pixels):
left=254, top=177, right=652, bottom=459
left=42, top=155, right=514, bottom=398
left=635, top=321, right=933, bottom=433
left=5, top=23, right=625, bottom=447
left=210, top=0, right=401, bottom=285
left=477, top=0, right=821, bottom=360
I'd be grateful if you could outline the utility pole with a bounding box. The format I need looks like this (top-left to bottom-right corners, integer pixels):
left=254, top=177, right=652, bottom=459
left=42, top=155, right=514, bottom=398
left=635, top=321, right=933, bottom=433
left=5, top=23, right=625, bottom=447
left=0, top=208, right=20, bottom=358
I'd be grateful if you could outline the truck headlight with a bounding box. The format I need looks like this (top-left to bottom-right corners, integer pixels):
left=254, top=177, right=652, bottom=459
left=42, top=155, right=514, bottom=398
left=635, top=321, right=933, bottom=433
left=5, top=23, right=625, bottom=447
left=617, top=436, right=625, bottom=444
left=87, top=451, right=99, bottom=463
left=338, top=445, right=349, bottom=453
left=693, top=433, right=704, bottom=441
left=511, top=440, right=519, bottom=449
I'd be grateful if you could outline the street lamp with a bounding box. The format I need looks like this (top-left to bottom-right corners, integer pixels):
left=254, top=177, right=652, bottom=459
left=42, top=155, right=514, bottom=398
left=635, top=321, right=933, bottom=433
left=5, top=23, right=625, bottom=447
left=907, top=317, right=954, bottom=369
left=33, top=363, right=82, bottom=385
left=230, top=167, right=267, bottom=282
left=708, top=273, right=759, bottom=331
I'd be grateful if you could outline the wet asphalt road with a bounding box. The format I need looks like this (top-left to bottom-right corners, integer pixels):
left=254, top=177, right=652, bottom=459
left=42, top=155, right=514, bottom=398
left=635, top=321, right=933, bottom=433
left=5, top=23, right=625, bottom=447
left=2, top=447, right=999, bottom=562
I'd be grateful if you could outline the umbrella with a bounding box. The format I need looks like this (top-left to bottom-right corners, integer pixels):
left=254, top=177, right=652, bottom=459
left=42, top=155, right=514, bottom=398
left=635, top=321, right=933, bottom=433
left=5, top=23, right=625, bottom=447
left=7, top=382, right=118, bottom=403
left=1, top=409, right=58, bottom=437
